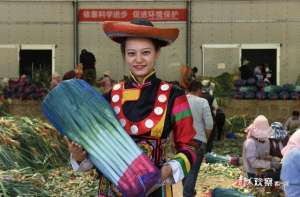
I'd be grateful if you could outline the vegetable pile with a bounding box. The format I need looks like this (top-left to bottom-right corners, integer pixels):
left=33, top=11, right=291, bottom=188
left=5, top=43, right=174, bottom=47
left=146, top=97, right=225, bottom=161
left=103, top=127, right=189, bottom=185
left=234, top=79, right=300, bottom=100
left=198, top=72, right=235, bottom=97
left=0, top=114, right=73, bottom=196
left=197, top=72, right=300, bottom=100
left=0, top=116, right=68, bottom=170
left=214, top=137, right=243, bottom=156
left=2, top=75, right=48, bottom=100
left=0, top=167, right=99, bottom=197
left=0, top=167, right=49, bottom=196
left=43, top=167, right=98, bottom=197
left=196, top=162, right=252, bottom=196
left=224, top=115, right=253, bottom=134
left=201, top=163, right=242, bottom=179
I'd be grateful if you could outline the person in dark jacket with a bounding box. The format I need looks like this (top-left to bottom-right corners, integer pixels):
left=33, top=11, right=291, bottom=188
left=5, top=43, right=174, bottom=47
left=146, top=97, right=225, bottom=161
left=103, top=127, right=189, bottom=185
left=191, top=67, right=198, bottom=81
left=79, top=49, right=97, bottom=85
left=239, top=59, right=253, bottom=80
left=264, top=122, right=289, bottom=182
left=215, top=108, right=226, bottom=141
left=269, top=122, right=289, bottom=158
left=79, top=49, right=96, bottom=70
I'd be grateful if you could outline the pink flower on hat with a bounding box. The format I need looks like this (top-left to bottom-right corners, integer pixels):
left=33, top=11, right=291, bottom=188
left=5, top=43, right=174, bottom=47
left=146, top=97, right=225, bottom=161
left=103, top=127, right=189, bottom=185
left=245, top=115, right=272, bottom=139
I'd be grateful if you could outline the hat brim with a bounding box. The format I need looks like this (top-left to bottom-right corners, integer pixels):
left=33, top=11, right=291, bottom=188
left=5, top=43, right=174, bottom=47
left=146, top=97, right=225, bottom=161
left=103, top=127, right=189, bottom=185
left=102, top=21, right=179, bottom=47
left=252, top=127, right=272, bottom=139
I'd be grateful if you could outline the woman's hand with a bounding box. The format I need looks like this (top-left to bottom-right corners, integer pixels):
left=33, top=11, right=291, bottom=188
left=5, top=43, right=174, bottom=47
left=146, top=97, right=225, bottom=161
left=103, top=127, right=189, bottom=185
left=146, top=164, right=172, bottom=195
left=64, top=136, right=87, bottom=162
left=161, top=164, right=172, bottom=181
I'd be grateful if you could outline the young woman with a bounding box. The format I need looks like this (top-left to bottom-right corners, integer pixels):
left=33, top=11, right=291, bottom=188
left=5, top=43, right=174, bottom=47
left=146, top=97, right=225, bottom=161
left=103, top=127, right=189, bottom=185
left=67, top=18, right=197, bottom=197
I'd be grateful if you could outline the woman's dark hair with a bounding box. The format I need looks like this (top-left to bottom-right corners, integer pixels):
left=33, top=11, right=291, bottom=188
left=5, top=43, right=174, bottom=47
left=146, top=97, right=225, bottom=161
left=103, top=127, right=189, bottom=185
left=188, top=80, right=202, bottom=92
left=192, top=67, right=198, bottom=74
left=131, top=18, right=154, bottom=27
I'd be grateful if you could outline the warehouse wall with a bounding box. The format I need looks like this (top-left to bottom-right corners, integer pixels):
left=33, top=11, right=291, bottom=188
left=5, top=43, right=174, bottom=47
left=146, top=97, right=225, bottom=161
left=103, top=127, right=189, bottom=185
left=78, top=1, right=186, bottom=81
left=0, top=1, right=74, bottom=76
left=0, top=0, right=186, bottom=81
left=191, top=0, right=300, bottom=84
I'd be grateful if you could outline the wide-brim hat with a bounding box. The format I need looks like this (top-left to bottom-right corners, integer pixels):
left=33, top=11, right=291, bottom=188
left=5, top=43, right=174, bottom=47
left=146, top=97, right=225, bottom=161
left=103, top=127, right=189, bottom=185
left=102, top=19, right=179, bottom=47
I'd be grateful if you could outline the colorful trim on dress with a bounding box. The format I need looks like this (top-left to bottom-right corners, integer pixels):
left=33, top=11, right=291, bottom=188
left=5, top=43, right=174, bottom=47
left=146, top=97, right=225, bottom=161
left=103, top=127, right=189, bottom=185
left=162, top=184, right=173, bottom=197
left=171, top=95, right=192, bottom=122
left=173, top=152, right=191, bottom=176
left=111, top=81, right=172, bottom=135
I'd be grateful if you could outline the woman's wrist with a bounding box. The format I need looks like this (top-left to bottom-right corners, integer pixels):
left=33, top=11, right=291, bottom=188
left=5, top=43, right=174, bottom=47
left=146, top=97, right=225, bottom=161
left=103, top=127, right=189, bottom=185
left=71, top=153, right=85, bottom=163
left=161, top=163, right=172, bottom=181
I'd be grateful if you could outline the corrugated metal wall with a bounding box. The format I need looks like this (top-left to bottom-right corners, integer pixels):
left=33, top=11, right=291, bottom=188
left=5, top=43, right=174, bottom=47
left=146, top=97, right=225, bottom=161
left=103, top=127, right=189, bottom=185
left=0, top=1, right=74, bottom=77
left=0, top=45, right=19, bottom=78
left=78, top=1, right=186, bottom=81
left=203, top=47, right=240, bottom=76
left=191, top=0, right=300, bottom=84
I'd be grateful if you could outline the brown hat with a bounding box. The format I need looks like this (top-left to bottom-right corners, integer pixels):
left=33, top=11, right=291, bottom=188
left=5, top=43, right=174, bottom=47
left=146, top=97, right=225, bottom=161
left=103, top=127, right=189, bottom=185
left=102, top=18, right=179, bottom=47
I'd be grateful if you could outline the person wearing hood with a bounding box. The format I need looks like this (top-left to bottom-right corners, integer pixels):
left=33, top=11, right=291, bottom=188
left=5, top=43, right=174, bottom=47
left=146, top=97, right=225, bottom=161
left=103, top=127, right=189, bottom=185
left=239, top=59, right=253, bottom=80
left=280, top=129, right=300, bottom=197
left=242, top=115, right=281, bottom=181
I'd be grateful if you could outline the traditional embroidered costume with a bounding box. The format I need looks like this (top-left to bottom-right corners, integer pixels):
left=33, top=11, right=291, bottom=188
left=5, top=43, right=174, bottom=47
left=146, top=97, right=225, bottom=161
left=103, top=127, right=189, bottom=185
left=88, top=19, right=196, bottom=197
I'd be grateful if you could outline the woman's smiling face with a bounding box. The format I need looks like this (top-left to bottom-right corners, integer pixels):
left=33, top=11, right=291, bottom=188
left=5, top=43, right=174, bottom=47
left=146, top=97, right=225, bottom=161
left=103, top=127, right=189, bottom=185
left=124, top=38, right=160, bottom=81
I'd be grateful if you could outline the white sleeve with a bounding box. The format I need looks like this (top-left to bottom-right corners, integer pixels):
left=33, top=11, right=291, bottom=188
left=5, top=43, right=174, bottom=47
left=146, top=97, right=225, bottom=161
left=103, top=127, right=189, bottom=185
left=212, top=98, right=218, bottom=112
left=70, top=154, right=94, bottom=172
left=164, top=160, right=184, bottom=184
left=203, top=100, right=214, bottom=130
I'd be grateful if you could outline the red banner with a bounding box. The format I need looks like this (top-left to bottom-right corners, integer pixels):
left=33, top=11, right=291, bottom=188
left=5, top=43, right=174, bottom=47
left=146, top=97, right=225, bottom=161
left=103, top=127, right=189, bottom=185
left=79, top=9, right=187, bottom=22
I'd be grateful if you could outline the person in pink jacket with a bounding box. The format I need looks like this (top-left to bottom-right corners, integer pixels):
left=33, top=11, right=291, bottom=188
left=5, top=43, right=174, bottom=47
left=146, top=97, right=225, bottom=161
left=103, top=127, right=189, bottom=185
left=242, top=115, right=281, bottom=183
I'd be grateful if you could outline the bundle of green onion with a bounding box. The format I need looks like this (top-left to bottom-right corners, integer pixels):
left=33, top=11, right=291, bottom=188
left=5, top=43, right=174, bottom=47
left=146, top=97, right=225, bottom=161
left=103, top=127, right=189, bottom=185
left=42, top=79, right=161, bottom=196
